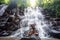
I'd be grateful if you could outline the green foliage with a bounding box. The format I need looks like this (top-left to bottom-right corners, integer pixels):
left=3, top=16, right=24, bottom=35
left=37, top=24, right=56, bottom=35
left=0, top=0, right=4, bottom=4
left=17, top=0, right=27, bottom=7
left=38, top=0, right=60, bottom=18
left=0, top=0, right=9, bottom=4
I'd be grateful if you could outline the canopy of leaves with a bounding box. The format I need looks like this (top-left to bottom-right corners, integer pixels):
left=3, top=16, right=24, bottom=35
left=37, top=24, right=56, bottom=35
left=0, top=0, right=10, bottom=4
left=38, top=0, right=60, bottom=18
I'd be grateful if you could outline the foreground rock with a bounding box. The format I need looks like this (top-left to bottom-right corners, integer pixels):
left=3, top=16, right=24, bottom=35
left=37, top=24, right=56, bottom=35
left=0, top=37, right=60, bottom=40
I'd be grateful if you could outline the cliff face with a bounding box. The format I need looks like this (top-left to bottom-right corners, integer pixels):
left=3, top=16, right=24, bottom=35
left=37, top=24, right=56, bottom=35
left=0, top=4, right=21, bottom=36
left=42, top=9, right=60, bottom=39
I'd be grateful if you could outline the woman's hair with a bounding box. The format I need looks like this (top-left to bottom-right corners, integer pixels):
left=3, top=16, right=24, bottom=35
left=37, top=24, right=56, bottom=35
left=30, top=24, right=36, bottom=28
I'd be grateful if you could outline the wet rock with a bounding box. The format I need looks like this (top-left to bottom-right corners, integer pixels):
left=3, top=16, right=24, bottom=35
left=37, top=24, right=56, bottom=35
left=21, top=38, right=36, bottom=40
left=49, top=32, right=60, bottom=39
left=45, top=16, right=50, bottom=20
left=51, top=21, right=60, bottom=26
left=56, top=21, right=60, bottom=26
left=0, top=30, right=11, bottom=36
left=0, top=4, right=8, bottom=16
left=55, top=18, right=60, bottom=21
left=0, top=4, right=20, bottom=36
left=52, top=21, right=57, bottom=26
left=19, top=7, right=25, bottom=16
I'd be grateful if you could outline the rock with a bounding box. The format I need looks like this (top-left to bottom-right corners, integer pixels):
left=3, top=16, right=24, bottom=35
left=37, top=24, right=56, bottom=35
left=49, top=32, right=60, bottom=39
left=55, top=18, right=60, bottom=21
left=0, top=4, right=8, bottom=16
left=0, top=30, right=11, bottom=36
left=20, top=38, right=36, bottom=40
left=19, top=7, right=24, bottom=16
left=0, top=4, right=21, bottom=36
left=45, top=16, right=50, bottom=20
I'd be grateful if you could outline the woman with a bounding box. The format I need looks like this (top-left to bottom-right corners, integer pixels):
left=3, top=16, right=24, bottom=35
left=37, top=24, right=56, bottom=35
left=28, top=24, right=41, bottom=40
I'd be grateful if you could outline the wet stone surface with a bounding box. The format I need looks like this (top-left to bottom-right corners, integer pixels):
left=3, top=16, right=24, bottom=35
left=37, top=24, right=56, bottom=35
left=0, top=4, right=24, bottom=36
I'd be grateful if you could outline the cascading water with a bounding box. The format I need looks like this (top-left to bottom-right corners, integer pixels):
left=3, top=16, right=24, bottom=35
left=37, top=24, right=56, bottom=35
left=10, top=7, right=52, bottom=38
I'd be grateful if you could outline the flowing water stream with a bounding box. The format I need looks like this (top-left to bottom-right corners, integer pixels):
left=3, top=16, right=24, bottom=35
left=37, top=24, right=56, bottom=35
left=10, top=7, right=52, bottom=38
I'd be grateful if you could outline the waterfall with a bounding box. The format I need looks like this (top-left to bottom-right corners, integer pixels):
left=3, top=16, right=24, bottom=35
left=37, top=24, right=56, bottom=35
left=10, top=7, right=51, bottom=38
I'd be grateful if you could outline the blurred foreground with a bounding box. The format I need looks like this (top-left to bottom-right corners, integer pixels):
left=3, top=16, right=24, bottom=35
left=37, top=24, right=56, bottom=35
left=0, top=37, right=60, bottom=40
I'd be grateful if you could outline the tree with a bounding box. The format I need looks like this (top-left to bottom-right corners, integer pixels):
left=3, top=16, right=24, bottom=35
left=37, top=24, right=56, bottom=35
left=0, top=0, right=9, bottom=4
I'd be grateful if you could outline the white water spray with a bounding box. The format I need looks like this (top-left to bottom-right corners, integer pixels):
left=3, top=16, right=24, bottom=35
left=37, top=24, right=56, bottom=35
left=10, top=7, right=51, bottom=38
